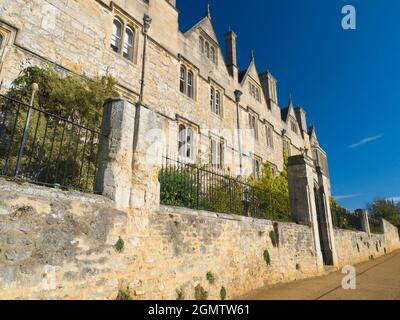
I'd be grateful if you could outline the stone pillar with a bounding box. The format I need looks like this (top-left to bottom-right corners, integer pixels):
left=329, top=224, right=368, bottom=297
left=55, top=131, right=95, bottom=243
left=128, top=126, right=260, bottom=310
left=130, top=103, right=164, bottom=210
left=356, top=209, right=371, bottom=235
left=95, top=98, right=135, bottom=208
left=287, top=155, right=324, bottom=268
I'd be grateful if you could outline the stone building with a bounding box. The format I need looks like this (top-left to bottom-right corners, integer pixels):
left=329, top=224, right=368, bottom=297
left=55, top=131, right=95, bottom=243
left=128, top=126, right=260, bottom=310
left=0, top=0, right=329, bottom=181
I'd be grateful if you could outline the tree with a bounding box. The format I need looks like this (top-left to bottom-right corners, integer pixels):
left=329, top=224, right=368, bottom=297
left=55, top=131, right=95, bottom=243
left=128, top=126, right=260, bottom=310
left=251, top=152, right=290, bottom=222
left=368, top=199, right=400, bottom=226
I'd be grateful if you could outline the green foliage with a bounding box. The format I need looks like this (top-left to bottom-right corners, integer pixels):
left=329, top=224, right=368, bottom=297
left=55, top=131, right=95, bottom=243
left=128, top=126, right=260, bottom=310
left=220, top=287, right=227, bottom=301
left=8, top=66, right=116, bottom=126
left=269, top=230, right=279, bottom=248
left=116, top=290, right=133, bottom=300
left=176, top=289, right=184, bottom=300
left=194, top=284, right=208, bottom=300
left=251, top=154, right=290, bottom=222
left=263, top=249, right=271, bottom=266
left=1, top=66, right=116, bottom=191
left=368, top=199, right=400, bottom=227
left=12, top=205, right=33, bottom=218
left=159, top=167, right=198, bottom=208
left=330, top=197, right=358, bottom=230
left=206, top=271, right=216, bottom=285
left=115, top=237, right=125, bottom=253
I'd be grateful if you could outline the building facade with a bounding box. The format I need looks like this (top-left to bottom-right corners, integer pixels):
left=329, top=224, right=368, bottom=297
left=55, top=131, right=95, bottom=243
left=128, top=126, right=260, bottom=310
left=0, top=0, right=329, bottom=184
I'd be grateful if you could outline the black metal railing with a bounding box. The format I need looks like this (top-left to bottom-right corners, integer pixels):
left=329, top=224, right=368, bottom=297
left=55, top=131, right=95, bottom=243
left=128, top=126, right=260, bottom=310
left=369, top=216, right=383, bottom=234
left=0, top=94, right=104, bottom=192
left=159, top=155, right=290, bottom=220
left=332, top=207, right=363, bottom=231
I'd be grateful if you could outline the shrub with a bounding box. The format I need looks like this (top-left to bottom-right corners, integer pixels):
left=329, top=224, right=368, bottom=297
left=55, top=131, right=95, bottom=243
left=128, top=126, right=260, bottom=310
left=176, top=289, right=184, bottom=300
left=194, top=284, right=208, bottom=300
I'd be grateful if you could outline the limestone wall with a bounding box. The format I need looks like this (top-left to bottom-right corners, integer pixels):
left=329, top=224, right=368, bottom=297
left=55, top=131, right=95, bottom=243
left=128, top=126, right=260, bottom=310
left=0, top=179, right=323, bottom=300
left=333, top=227, right=395, bottom=267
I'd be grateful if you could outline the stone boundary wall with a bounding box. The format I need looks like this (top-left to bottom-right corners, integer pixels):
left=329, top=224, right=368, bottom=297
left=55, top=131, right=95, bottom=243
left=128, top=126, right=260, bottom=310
left=1, top=179, right=399, bottom=300
left=333, top=220, right=400, bottom=268
left=0, top=179, right=324, bottom=300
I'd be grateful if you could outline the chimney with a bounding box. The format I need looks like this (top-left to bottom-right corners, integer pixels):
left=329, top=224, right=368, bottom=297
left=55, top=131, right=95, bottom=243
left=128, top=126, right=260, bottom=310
left=224, top=31, right=238, bottom=82
left=260, top=71, right=278, bottom=109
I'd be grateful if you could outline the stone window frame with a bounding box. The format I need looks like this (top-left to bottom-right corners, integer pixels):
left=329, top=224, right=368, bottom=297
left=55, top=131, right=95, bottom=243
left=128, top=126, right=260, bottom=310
left=110, top=9, right=140, bottom=64
left=209, top=134, right=224, bottom=169
left=199, top=31, right=218, bottom=65
left=248, top=110, right=259, bottom=141
left=0, top=24, right=13, bottom=71
left=179, top=60, right=197, bottom=100
left=248, top=79, right=261, bottom=103
left=265, top=122, right=274, bottom=149
left=290, top=117, right=298, bottom=135
left=209, top=81, right=224, bottom=118
left=283, top=137, right=291, bottom=157
left=176, top=116, right=199, bottom=163
left=252, top=155, right=263, bottom=181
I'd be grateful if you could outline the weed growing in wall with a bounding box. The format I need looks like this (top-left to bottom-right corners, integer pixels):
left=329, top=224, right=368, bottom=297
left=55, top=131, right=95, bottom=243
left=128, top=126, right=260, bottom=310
left=176, top=289, right=184, bottom=300
left=263, top=249, right=271, bottom=266
left=116, top=289, right=133, bottom=300
left=114, top=237, right=125, bottom=253
left=194, top=284, right=208, bottom=300
left=206, top=272, right=216, bottom=285
left=220, top=286, right=227, bottom=300
left=269, top=230, right=279, bottom=248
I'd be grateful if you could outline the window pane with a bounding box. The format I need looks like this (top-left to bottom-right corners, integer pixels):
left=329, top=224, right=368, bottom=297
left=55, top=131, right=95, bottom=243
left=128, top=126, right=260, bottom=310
left=179, top=125, right=186, bottom=157
left=123, top=27, right=135, bottom=60
left=210, top=47, right=215, bottom=62
left=180, top=66, right=186, bottom=93
left=210, top=87, right=214, bottom=112
left=111, top=18, right=122, bottom=53
left=199, top=37, right=204, bottom=53
left=187, top=128, right=193, bottom=159
left=215, top=91, right=220, bottom=115
left=0, top=34, right=3, bottom=48
left=205, top=42, right=210, bottom=58
left=187, top=71, right=193, bottom=98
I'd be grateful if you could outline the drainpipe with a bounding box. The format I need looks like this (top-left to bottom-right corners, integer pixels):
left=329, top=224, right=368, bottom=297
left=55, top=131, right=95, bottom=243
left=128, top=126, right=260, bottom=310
left=133, top=14, right=152, bottom=156
left=234, top=90, right=243, bottom=176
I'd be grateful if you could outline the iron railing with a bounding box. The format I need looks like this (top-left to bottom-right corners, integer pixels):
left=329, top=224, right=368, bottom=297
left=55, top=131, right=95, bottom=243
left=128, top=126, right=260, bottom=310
left=369, top=216, right=383, bottom=234
left=159, top=155, right=290, bottom=220
left=0, top=94, right=104, bottom=192
left=332, top=207, right=363, bottom=231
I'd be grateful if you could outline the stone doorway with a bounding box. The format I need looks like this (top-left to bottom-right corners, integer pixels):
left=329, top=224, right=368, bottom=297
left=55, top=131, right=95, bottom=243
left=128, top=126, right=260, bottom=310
left=314, top=184, right=334, bottom=266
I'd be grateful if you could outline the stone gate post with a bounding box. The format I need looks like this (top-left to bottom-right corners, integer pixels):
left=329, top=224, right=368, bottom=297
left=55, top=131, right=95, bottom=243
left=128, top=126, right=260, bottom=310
left=356, top=209, right=371, bottom=235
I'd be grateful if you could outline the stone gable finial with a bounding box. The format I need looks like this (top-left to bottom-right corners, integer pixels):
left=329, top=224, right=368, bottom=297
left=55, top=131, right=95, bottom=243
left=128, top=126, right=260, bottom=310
left=207, top=4, right=211, bottom=20
left=289, top=94, right=293, bottom=107
left=250, top=49, right=255, bottom=62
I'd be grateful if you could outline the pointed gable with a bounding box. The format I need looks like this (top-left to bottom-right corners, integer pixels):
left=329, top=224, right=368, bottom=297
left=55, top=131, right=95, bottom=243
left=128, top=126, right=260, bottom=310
left=281, top=96, right=296, bottom=123
left=308, top=124, right=319, bottom=146
left=184, top=16, right=219, bottom=46
left=239, top=52, right=262, bottom=86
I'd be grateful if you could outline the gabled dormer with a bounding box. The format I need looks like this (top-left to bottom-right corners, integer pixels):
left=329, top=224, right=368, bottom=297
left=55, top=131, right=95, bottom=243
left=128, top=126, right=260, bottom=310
left=184, top=7, right=220, bottom=66
left=281, top=96, right=301, bottom=136
left=308, top=124, right=319, bottom=147
left=239, top=51, right=264, bottom=103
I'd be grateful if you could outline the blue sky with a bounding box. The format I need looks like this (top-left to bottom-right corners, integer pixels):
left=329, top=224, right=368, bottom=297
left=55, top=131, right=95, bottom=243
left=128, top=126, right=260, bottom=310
left=176, top=0, right=400, bottom=210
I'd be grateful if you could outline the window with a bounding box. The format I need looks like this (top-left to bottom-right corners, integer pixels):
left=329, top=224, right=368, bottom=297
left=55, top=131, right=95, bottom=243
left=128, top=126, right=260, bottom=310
left=209, top=86, right=222, bottom=116
left=210, top=87, right=214, bottom=111
left=249, top=113, right=258, bottom=140
left=290, top=120, right=298, bottom=134
left=253, top=159, right=261, bottom=181
left=180, top=65, right=195, bottom=99
left=266, top=125, right=274, bottom=149
left=215, top=91, right=220, bottom=115
left=199, top=36, right=217, bottom=64
left=249, top=82, right=261, bottom=102
left=178, top=124, right=194, bottom=160
left=180, top=65, right=186, bottom=94
left=210, top=47, right=216, bottom=63
left=205, top=42, right=210, bottom=58
left=111, top=18, right=123, bottom=53
left=123, top=27, right=135, bottom=60
left=0, top=34, right=3, bottom=49
left=283, top=140, right=291, bottom=156
left=210, top=138, right=223, bottom=168
left=187, top=71, right=194, bottom=98
left=199, top=36, right=204, bottom=53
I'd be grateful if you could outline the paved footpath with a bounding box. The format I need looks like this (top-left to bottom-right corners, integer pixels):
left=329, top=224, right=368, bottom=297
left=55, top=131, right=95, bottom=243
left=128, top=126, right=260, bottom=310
left=238, top=250, right=400, bottom=300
